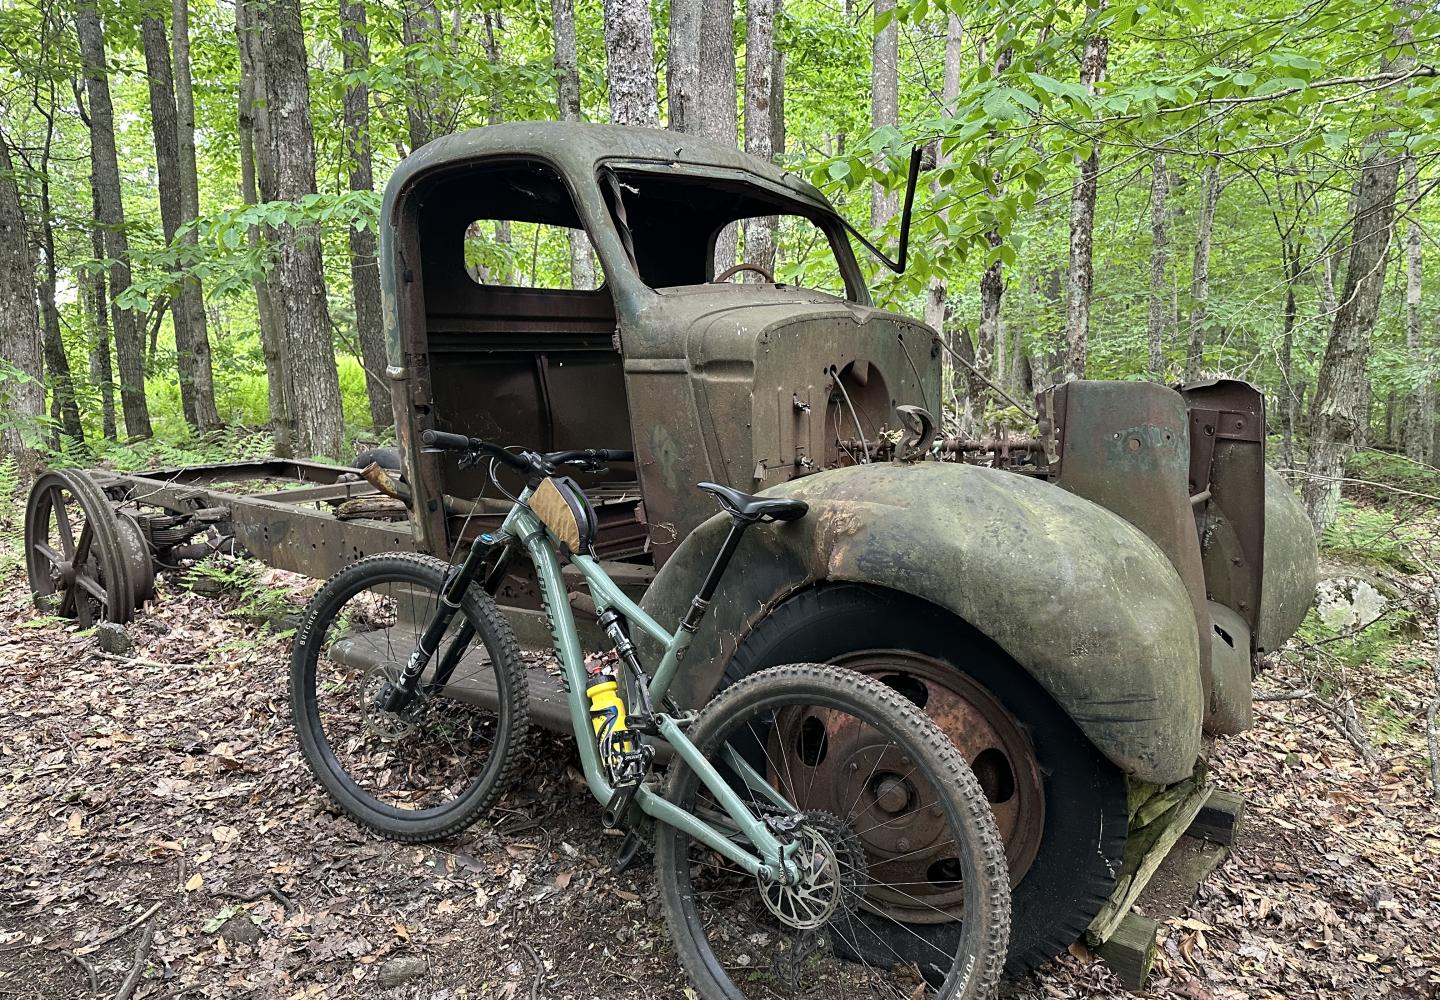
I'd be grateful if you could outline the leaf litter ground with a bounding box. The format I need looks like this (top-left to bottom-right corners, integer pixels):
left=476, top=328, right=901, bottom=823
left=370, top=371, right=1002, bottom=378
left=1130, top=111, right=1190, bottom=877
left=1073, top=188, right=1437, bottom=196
left=1, top=547, right=1437, bottom=999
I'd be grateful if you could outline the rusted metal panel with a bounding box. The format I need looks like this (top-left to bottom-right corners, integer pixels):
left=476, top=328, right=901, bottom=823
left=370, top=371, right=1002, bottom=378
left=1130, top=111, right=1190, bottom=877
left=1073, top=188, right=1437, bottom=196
left=637, top=461, right=1205, bottom=786
left=1180, top=379, right=1267, bottom=635
left=1046, top=380, right=1214, bottom=726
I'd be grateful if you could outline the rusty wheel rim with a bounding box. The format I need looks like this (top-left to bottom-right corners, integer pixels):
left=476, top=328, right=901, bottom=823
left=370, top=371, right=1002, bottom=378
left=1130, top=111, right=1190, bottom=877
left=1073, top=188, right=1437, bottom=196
left=24, top=471, right=130, bottom=627
left=770, top=650, right=1044, bottom=924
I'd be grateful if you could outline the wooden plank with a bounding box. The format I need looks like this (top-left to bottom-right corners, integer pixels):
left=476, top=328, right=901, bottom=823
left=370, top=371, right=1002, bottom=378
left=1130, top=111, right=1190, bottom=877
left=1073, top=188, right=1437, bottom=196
left=1187, top=788, right=1245, bottom=846
left=1087, top=781, right=1213, bottom=945
left=1096, top=912, right=1160, bottom=990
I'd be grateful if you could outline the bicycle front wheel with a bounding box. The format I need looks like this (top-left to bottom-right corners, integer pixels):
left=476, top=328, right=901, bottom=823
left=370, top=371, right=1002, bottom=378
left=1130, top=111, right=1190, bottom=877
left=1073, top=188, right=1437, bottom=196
left=289, top=552, right=529, bottom=842
left=655, top=663, right=1010, bottom=1000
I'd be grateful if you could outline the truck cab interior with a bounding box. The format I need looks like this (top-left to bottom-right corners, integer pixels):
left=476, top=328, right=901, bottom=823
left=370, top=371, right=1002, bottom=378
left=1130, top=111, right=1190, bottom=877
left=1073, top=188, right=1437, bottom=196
left=409, top=158, right=650, bottom=597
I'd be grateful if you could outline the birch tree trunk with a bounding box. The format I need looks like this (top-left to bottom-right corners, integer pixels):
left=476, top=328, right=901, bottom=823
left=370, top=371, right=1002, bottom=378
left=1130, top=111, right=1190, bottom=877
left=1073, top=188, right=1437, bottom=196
left=700, top=0, right=738, bottom=270
left=237, top=0, right=294, bottom=456
left=870, top=0, right=898, bottom=227
left=171, top=0, right=220, bottom=430
left=341, top=0, right=392, bottom=433
left=0, top=132, right=45, bottom=465
left=257, top=0, right=345, bottom=460
left=1146, top=154, right=1169, bottom=380
left=1403, top=153, right=1429, bottom=463
left=603, top=0, right=660, bottom=127
left=668, top=0, right=701, bottom=133
left=743, top=0, right=776, bottom=277
left=1185, top=163, right=1220, bottom=381
left=1303, top=148, right=1404, bottom=531
left=1062, top=8, right=1108, bottom=382
left=77, top=0, right=151, bottom=439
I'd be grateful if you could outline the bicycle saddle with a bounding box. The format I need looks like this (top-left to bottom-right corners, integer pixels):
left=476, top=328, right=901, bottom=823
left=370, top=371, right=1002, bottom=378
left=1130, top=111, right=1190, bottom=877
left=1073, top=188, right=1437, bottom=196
left=695, top=482, right=809, bottom=523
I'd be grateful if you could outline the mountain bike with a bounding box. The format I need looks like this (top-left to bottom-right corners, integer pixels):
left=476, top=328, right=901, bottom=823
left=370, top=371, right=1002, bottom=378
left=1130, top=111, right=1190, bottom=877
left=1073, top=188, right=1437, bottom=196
left=289, top=429, right=1010, bottom=999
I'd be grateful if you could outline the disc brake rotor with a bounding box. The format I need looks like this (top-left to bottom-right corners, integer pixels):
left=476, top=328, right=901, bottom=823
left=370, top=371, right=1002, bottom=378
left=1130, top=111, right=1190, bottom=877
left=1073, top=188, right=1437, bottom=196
left=361, top=662, right=419, bottom=740
left=758, top=823, right=843, bottom=931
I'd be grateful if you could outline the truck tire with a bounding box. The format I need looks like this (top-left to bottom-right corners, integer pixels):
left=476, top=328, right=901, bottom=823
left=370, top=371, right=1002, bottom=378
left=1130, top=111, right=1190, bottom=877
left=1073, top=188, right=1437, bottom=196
left=724, top=582, right=1129, bottom=975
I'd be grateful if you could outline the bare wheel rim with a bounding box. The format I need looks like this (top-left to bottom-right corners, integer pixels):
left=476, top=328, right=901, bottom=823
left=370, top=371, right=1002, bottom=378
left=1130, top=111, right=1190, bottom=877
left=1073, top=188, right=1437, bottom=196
left=24, top=470, right=131, bottom=627
left=774, top=651, right=1044, bottom=916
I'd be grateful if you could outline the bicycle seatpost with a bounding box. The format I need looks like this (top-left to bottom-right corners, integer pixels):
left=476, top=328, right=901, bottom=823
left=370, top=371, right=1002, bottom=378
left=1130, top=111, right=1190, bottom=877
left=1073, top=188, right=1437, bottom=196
left=679, top=517, right=751, bottom=633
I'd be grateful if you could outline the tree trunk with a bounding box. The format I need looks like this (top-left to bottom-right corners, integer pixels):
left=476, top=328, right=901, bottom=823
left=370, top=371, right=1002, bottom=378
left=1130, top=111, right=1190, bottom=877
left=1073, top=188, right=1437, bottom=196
left=341, top=0, right=392, bottom=433
left=1303, top=148, right=1404, bottom=531
left=257, top=0, right=345, bottom=459
left=668, top=0, right=701, bottom=133
left=86, top=211, right=116, bottom=441
left=870, top=0, right=898, bottom=227
left=1185, top=163, right=1220, bottom=381
left=771, top=4, right=785, bottom=159
left=237, top=0, right=294, bottom=455
left=402, top=0, right=446, bottom=150
left=1062, top=9, right=1108, bottom=382
left=171, top=0, right=220, bottom=431
left=552, top=0, right=595, bottom=289
left=0, top=132, right=45, bottom=465
left=603, top=0, right=660, bottom=127
left=700, top=0, right=738, bottom=271
left=742, top=0, right=776, bottom=277
left=1403, top=153, right=1428, bottom=463
left=140, top=15, right=202, bottom=430
left=1146, top=154, right=1169, bottom=380
left=926, top=14, right=962, bottom=411
left=1279, top=258, right=1299, bottom=469
left=77, top=0, right=151, bottom=439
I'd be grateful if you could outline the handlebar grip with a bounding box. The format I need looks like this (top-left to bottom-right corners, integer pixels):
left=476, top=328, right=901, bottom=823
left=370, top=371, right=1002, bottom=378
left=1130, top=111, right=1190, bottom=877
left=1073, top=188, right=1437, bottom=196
left=597, top=450, right=635, bottom=463
left=421, top=429, right=473, bottom=450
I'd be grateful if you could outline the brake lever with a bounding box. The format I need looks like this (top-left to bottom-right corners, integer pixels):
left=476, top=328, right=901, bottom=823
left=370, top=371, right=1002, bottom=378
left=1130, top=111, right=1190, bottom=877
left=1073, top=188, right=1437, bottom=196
left=457, top=450, right=484, bottom=471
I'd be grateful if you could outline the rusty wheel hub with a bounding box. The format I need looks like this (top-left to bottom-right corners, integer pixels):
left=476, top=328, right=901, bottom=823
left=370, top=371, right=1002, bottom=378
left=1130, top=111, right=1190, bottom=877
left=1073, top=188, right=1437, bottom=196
left=769, top=651, right=1045, bottom=925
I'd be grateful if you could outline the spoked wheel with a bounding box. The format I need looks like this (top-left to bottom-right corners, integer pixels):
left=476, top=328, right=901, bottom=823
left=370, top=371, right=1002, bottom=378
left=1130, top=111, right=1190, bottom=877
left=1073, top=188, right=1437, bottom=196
left=25, top=470, right=134, bottom=626
left=289, top=553, right=530, bottom=842
left=656, top=663, right=1010, bottom=1000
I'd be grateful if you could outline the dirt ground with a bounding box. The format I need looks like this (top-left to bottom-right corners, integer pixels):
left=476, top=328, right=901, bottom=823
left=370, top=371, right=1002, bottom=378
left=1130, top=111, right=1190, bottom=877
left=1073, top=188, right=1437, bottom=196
left=2, top=559, right=1438, bottom=1000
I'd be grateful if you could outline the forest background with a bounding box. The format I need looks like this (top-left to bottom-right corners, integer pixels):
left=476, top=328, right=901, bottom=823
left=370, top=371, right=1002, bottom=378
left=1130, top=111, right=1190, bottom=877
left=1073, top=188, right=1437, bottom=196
left=0, top=0, right=1437, bottom=537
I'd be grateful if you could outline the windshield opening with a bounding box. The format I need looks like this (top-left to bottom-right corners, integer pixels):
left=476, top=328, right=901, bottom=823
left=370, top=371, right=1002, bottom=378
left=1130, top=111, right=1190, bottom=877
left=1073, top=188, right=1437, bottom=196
left=603, top=167, right=858, bottom=300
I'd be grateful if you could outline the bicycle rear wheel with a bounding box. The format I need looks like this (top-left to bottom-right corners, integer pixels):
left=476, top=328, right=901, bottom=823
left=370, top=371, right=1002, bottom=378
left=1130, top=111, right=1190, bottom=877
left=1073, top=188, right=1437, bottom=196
left=289, top=552, right=529, bottom=841
left=655, top=663, right=1010, bottom=1000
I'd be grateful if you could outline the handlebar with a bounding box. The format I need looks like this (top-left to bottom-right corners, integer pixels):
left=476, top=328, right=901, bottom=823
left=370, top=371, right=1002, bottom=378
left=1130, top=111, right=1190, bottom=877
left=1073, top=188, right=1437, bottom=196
left=420, top=429, right=634, bottom=475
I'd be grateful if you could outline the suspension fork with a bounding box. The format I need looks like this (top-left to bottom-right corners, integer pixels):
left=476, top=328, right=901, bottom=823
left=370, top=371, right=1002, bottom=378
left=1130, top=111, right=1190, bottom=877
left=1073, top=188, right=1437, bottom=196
left=429, top=534, right=516, bottom=690
left=378, top=533, right=501, bottom=710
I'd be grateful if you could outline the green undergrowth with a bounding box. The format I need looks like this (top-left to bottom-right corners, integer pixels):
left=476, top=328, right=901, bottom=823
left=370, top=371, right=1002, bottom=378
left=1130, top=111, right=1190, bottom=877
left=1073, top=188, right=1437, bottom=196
left=1320, top=498, right=1425, bottom=573
left=184, top=556, right=299, bottom=634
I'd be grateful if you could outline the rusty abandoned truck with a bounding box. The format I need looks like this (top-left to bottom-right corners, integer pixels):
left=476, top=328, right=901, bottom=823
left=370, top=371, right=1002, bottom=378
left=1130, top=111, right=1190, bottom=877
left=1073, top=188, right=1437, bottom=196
left=25, top=122, right=1317, bottom=976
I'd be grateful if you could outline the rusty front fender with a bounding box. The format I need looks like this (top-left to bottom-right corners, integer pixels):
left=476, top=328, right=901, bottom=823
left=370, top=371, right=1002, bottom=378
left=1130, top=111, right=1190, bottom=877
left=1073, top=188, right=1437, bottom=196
left=640, top=461, right=1204, bottom=784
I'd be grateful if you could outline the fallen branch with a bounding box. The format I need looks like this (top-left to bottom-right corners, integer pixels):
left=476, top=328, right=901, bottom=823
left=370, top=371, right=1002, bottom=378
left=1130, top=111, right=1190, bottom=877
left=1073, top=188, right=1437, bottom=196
left=73, top=901, right=163, bottom=956
left=112, top=917, right=155, bottom=1000
left=89, top=652, right=191, bottom=671
left=521, top=941, right=545, bottom=1000
left=1254, top=687, right=1377, bottom=766
left=61, top=951, right=98, bottom=994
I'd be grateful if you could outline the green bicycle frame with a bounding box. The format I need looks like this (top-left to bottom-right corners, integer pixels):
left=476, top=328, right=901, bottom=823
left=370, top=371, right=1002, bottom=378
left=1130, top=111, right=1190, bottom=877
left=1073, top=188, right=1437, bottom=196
left=497, top=488, right=794, bottom=879
left=489, top=489, right=794, bottom=881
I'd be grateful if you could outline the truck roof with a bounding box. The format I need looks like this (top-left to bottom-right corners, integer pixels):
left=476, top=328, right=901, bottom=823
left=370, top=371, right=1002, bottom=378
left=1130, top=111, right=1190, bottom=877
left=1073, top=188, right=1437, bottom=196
left=381, top=120, right=828, bottom=212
